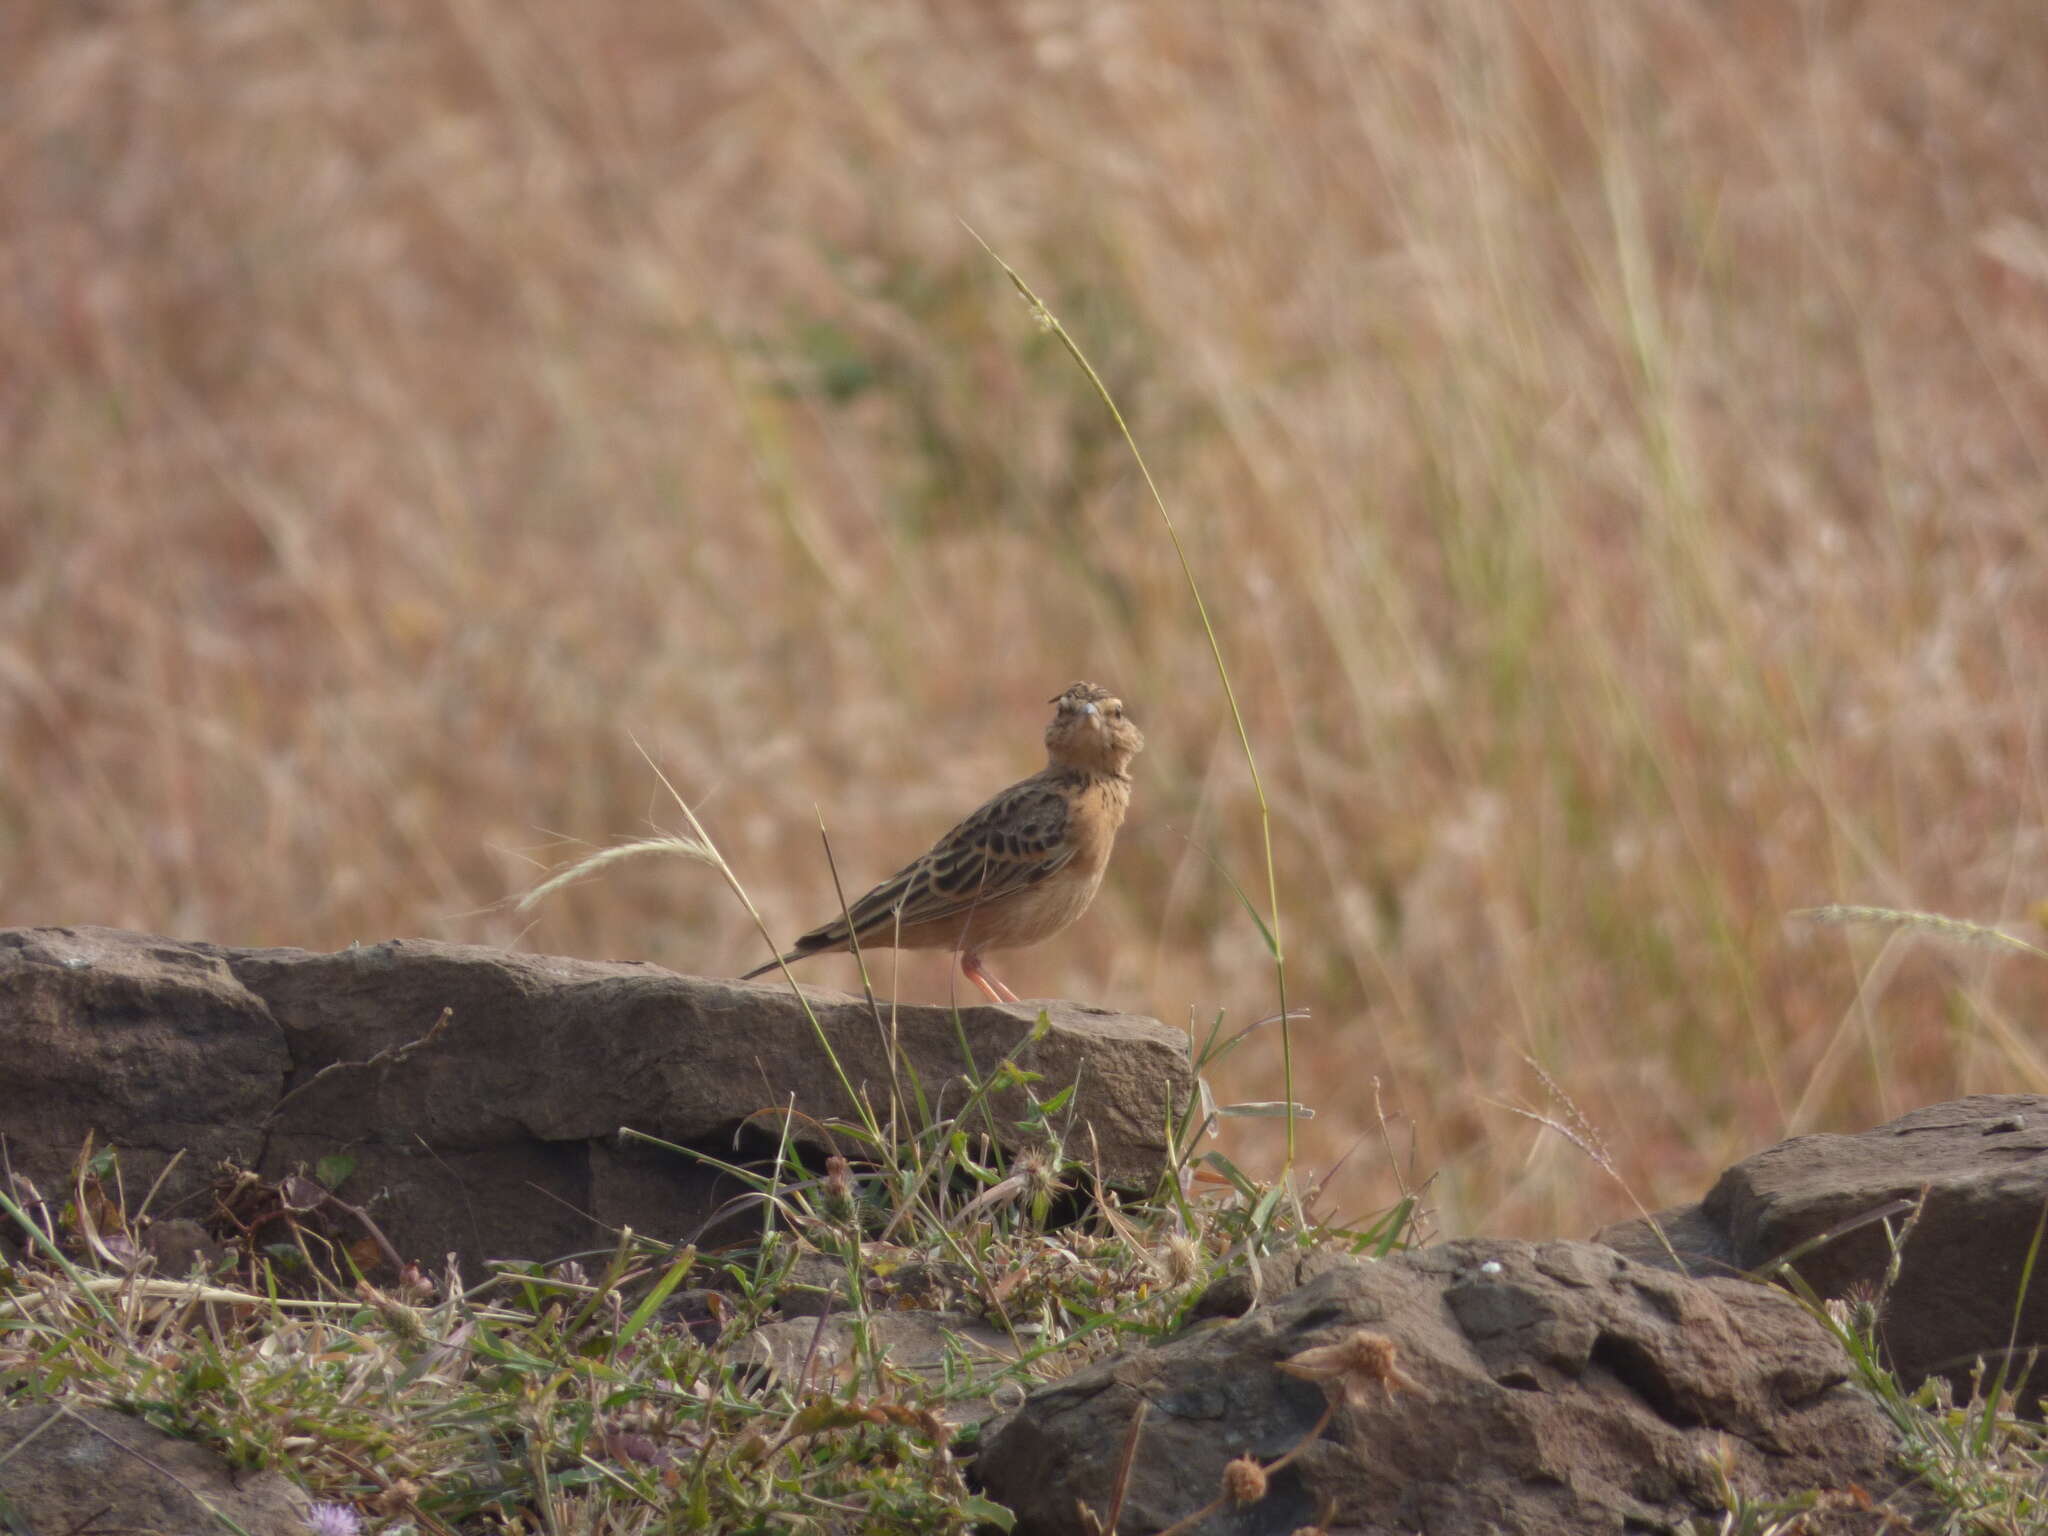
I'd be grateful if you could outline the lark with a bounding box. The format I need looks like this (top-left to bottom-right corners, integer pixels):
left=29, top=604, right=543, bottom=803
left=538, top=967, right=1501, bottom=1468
left=742, top=682, right=1143, bottom=1003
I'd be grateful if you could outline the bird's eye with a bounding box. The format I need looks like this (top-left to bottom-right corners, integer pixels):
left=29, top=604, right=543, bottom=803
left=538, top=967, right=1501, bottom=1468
left=1109, top=704, right=1123, bottom=718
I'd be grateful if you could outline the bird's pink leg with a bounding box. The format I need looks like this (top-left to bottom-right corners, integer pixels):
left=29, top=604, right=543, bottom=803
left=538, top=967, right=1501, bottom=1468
left=959, top=950, right=1019, bottom=1005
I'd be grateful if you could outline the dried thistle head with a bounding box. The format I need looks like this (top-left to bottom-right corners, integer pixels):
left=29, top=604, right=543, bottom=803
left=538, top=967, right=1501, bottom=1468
left=1014, top=1146, right=1066, bottom=1205
left=1156, top=1232, right=1205, bottom=1288
left=368, top=1480, right=421, bottom=1518
left=1221, top=1454, right=1268, bottom=1505
left=1278, top=1329, right=1422, bottom=1408
left=1839, top=1279, right=1882, bottom=1336
left=551, top=1258, right=590, bottom=1289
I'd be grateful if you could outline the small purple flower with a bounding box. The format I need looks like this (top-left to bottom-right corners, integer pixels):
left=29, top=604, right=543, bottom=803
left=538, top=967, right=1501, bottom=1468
left=304, top=1503, right=363, bottom=1536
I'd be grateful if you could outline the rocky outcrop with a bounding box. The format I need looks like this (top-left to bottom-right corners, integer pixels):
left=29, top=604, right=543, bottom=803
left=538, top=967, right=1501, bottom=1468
left=15, top=923, right=2040, bottom=1532
left=0, top=1403, right=311, bottom=1536
left=1599, top=1094, right=2048, bottom=1403
left=0, top=925, right=1192, bottom=1274
left=978, top=1238, right=1925, bottom=1535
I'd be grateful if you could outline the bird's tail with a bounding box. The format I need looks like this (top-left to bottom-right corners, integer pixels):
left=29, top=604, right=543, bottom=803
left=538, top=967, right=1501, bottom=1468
left=739, top=953, right=792, bottom=981
left=741, top=912, right=857, bottom=980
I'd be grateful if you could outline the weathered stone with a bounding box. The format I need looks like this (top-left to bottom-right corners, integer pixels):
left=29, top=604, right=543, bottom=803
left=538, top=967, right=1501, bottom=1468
left=0, top=1402, right=309, bottom=1536
left=977, top=1238, right=1925, bottom=1535
left=0, top=926, right=1192, bottom=1274
left=0, top=928, right=285, bottom=1211
left=734, top=1310, right=1021, bottom=1424
left=1186, top=1244, right=1370, bottom=1324
left=1599, top=1094, right=2048, bottom=1403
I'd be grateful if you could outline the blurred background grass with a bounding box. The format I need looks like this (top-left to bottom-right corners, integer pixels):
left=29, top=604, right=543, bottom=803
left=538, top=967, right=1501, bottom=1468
left=5, top=0, right=2046, bottom=1237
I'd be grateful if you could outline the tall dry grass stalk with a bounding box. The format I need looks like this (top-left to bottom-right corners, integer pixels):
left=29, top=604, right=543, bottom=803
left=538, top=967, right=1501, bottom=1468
left=5, top=0, right=2047, bottom=1234
left=973, top=233, right=1298, bottom=1166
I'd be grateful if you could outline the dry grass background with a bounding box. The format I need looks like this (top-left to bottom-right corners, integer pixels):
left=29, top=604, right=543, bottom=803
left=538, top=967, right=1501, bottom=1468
left=5, top=0, right=2046, bottom=1238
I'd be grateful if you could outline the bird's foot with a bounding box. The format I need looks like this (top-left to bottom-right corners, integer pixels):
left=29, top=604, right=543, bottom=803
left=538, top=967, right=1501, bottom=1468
left=960, top=951, right=1020, bottom=1005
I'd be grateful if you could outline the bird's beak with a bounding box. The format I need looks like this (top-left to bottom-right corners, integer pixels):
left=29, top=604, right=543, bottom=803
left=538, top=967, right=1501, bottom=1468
left=1081, top=701, right=1099, bottom=718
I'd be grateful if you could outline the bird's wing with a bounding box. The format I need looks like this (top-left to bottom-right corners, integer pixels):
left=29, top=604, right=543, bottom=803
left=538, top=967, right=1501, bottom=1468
left=795, top=777, right=1076, bottom=950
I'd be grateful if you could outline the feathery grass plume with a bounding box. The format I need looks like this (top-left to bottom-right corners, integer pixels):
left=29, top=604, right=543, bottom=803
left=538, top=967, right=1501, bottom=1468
left=515, top=833, right=721, bottom=913
left=1495, top=1060, right=1691, bottom=1275
left=1792, top=904, right=2048, bottom=963
left=1514, top=1058, right=1615, bottom=1175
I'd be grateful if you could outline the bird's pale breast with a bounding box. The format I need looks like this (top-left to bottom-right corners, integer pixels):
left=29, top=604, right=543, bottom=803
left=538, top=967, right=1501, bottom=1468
left=942, top=770, right=1129, bottom=953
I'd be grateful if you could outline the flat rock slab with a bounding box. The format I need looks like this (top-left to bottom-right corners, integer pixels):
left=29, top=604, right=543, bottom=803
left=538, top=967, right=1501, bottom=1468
left=734, top=1310, right=1022, bottom=1424
left=0, top=1402, right=309, bottom=1536
left=977, top=1238, right=1925, bottom=1535
left=0, top=926, right=1191, bottom=1273
left=1600, top=1094, right=2048, bottom=1402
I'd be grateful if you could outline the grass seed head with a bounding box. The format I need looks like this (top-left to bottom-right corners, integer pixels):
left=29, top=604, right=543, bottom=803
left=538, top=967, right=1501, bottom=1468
left=354, top=1281, right=426, bottom=1344
left=823, top=1154, right=855, bottom=1219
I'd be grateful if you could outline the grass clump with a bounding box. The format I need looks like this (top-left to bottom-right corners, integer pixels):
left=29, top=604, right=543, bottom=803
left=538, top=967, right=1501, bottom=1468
left=0, top=1006, right=1412, bottom=1536
left=16, top=1112, right=2048, bottom=1534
